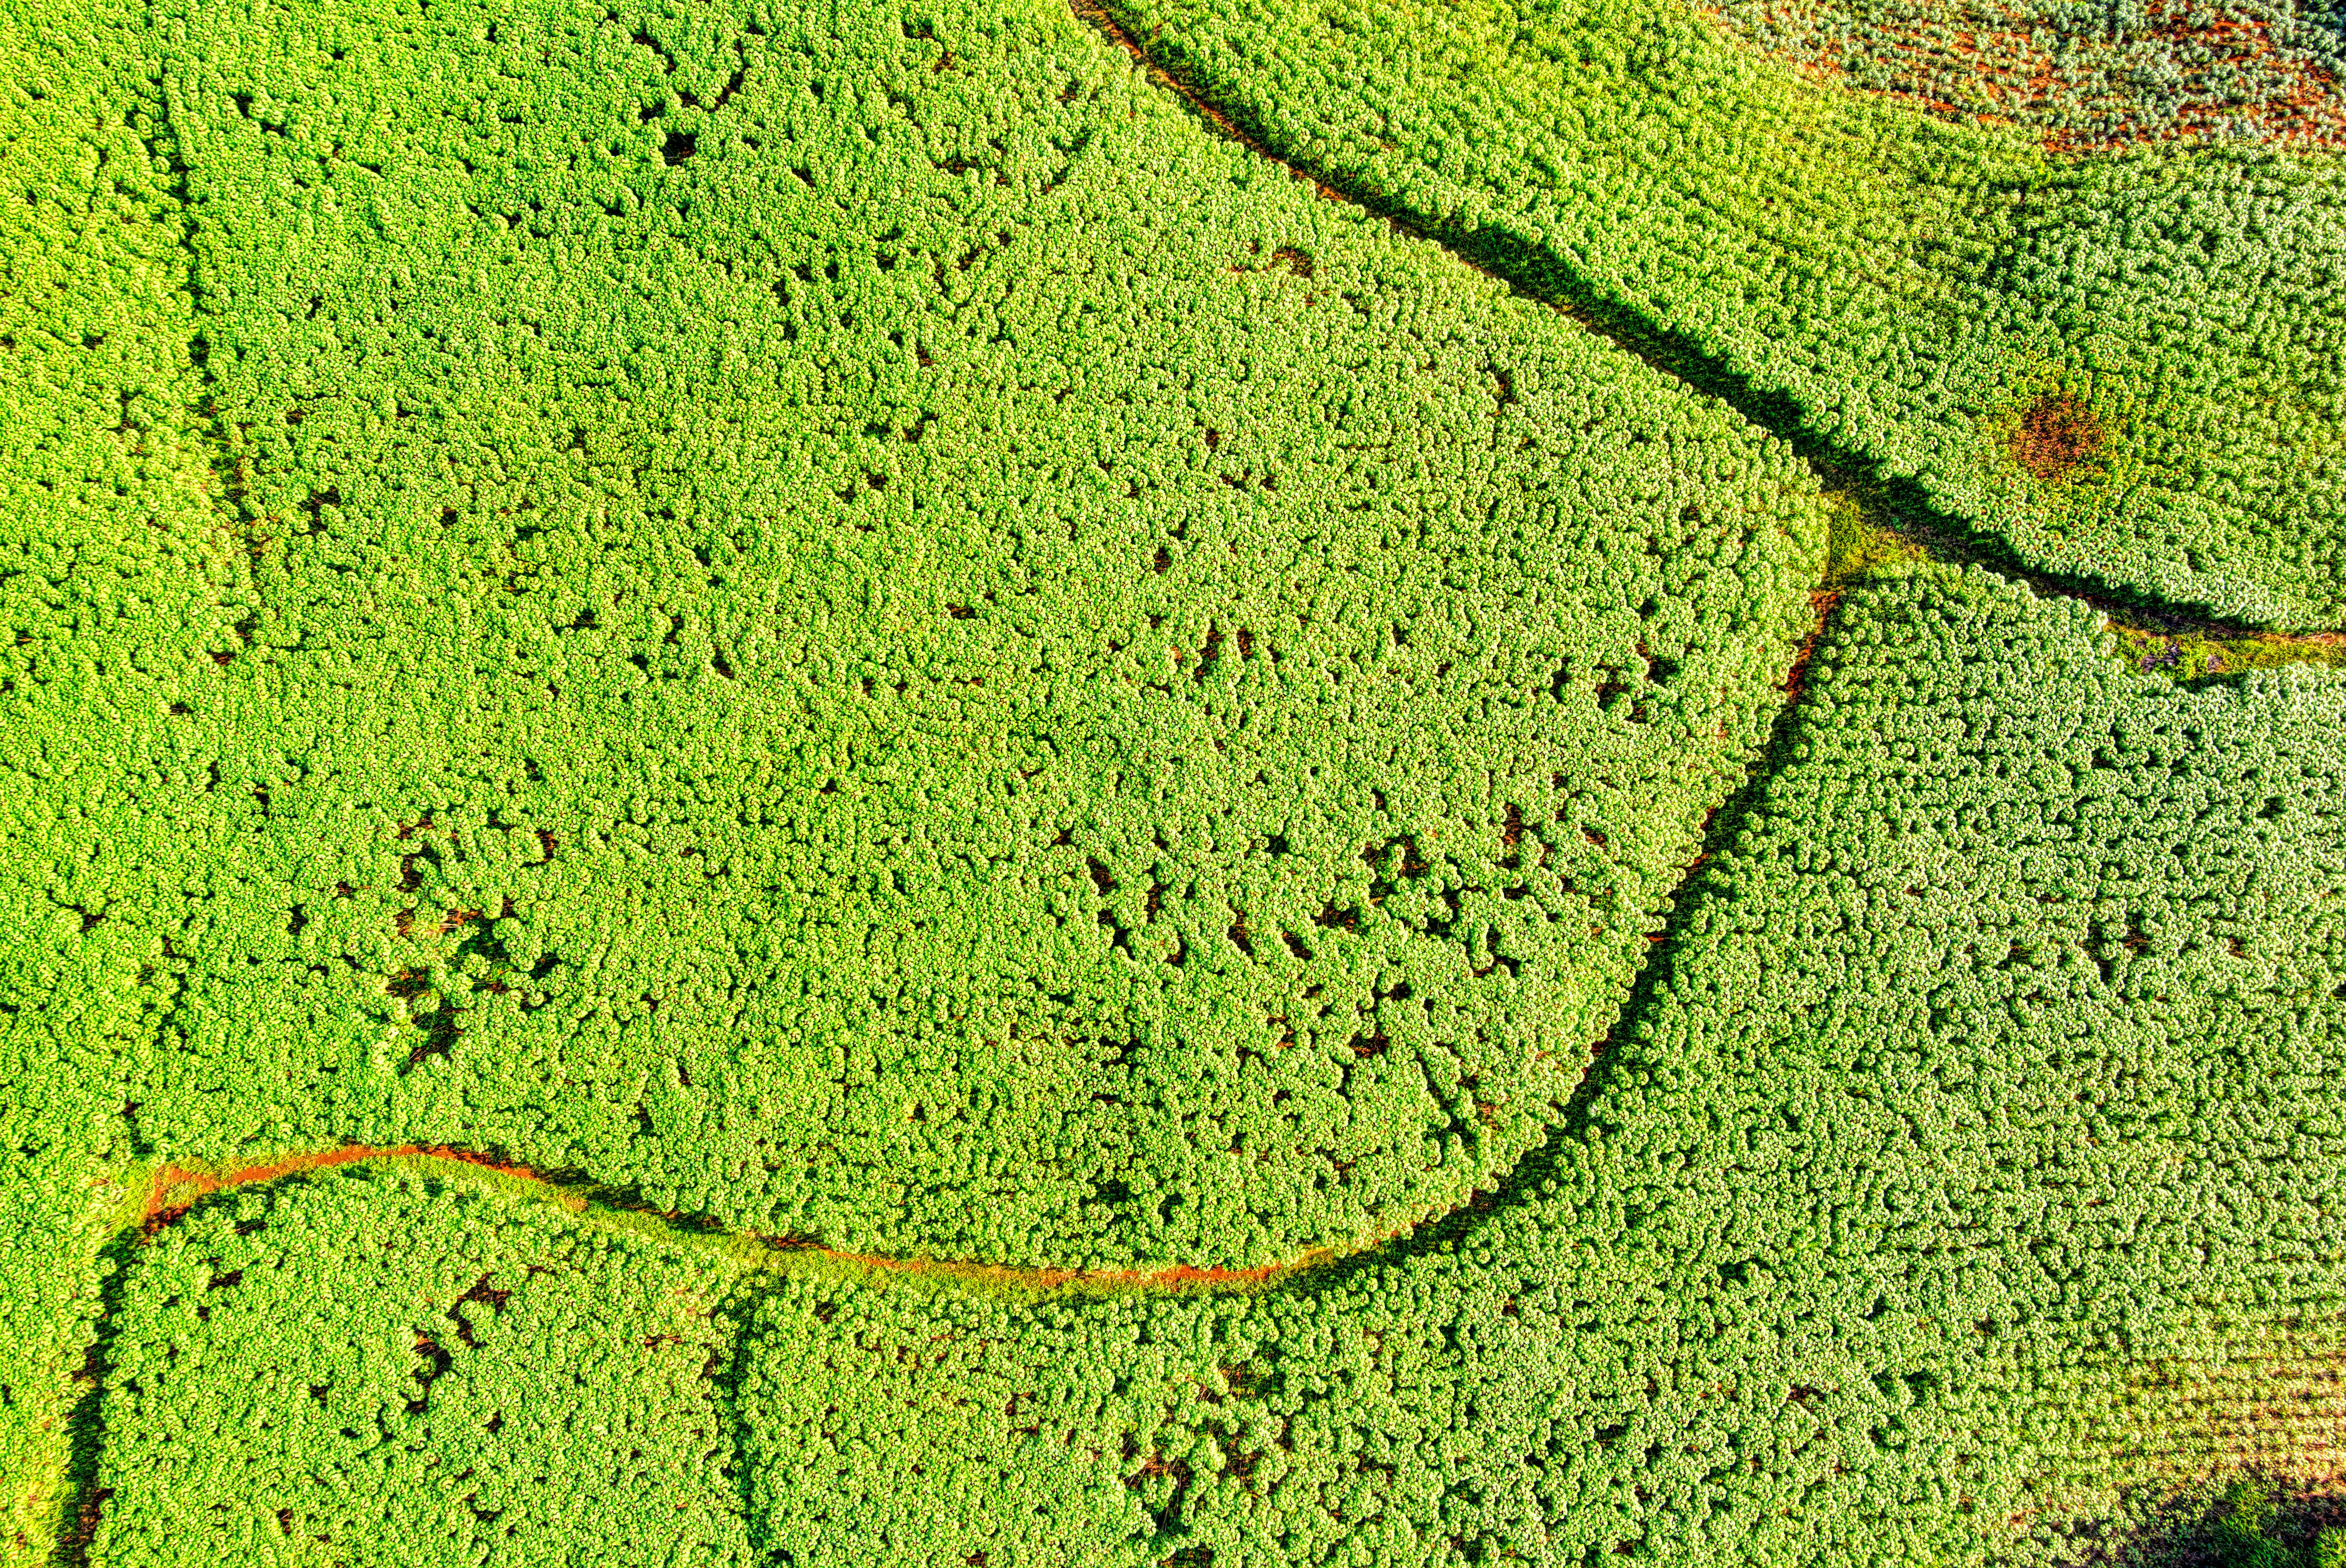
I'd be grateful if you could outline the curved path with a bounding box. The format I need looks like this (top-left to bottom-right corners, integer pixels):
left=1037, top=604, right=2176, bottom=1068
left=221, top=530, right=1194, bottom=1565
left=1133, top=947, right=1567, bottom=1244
left=133, top=1142, right=1425, bottom=1294
left=57, top=579, right=1848, bottom=1564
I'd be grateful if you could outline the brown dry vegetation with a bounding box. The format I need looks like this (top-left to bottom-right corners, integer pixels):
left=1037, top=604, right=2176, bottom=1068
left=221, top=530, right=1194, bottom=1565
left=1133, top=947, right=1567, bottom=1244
left=2011, top=393, right=2107, bottom=482
left=1699, top=0, right=2346, bottom=155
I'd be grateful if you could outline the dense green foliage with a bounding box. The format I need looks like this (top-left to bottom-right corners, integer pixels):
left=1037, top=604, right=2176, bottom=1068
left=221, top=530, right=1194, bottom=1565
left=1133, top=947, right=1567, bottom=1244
left=4, top=1, right=1824, bottom=1548
left=736, top=567, right=2346, bottom=1565
left=1098, top=0, right=2346, bottom=628
left=88, top=1163, right=750, bottom=1568
left=12, top=0, right=2346, bottom=1558
left=67, top=0, right=1817, bottom=1272
left=0, top=0, right=222, bottom=1552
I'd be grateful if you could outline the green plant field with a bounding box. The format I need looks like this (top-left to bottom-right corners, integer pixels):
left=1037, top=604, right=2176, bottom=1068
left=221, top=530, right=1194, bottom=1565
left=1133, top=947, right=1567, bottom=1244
left=732, top=566, right=2346, bottom=1567
left=90, top=1163, right=752, bottom=1568
left=1095, top=0, right=2346, bottom=629
left=8, top=0, right=1821, bottom=1543
left=0, top=0, right=227, bottom=1548
left=7, top=0, right=2346, bottom=1561
left=128, top=0, right=1822, bottom=1274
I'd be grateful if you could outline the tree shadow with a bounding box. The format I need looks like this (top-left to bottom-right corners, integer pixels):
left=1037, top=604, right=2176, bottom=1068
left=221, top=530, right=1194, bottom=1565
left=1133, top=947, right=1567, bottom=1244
left=49, top=1230, right=142, bottom=1568
left=2064, top=1475, right=2346, bottom=1567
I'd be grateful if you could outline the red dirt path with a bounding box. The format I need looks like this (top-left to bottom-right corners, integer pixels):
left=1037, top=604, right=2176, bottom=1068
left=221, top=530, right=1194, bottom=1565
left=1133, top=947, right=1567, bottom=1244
left=134, top=1143, right=1386, bottom=1292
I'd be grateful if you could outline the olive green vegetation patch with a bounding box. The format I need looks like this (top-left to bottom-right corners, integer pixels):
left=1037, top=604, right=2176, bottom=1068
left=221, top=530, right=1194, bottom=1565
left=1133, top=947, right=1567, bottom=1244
left=1820, top=490, right=1922, bottom=584
left=93, top=0, right=1826, bottom=1272
left=734, top=567, right=2346, bottom=1567
left=85, top=1164, right=750, bottom=1568
left=1096, top=0, right=2346, bottom=630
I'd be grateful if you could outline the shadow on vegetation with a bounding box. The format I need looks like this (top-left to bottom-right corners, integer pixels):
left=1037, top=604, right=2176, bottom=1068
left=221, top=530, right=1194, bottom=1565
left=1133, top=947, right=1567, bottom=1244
left=1075, top=0, right=2282, bottom=640
left=1289, top=585, right=1844, bottom=1296
left=2066, top=1475, right=2346, bottom=1568
left=50, top=1232, right=141, bottom=1568
left=708, top=1275, right=777, bottom=1564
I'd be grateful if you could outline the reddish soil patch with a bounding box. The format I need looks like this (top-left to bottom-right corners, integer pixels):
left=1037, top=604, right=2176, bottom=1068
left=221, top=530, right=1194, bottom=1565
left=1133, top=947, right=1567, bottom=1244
left=1779, top=587, right=1843, bottom=703
left=1700, top=0, right=2346, bottom=156
left=2010, top=394, right=2104, bottom=482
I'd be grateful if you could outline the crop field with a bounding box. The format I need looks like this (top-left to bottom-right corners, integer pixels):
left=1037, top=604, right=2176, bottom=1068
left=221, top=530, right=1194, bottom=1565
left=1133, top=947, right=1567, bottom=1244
left=4, top=0, right=2345, bottom=1562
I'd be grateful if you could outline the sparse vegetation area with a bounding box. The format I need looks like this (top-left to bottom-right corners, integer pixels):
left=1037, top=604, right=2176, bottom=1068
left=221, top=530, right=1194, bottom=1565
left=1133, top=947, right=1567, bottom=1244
left=7, top=0, right=2345, bottom=1562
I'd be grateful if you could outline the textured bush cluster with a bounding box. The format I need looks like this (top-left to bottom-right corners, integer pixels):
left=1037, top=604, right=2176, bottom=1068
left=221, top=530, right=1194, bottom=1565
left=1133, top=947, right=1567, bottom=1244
left=1099, top=0, right=2346, bottom=628
left=34, top=0, right=1826, bottom=1276
left=10, top=0, right=2346, bottom=1559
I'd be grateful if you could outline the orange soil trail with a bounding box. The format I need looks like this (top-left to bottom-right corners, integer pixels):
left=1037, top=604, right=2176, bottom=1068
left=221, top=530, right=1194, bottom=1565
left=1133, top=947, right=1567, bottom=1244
left=139, top=1145, right=550, bottom=1234
left=132, top=1143, right=1414, bottom=1293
